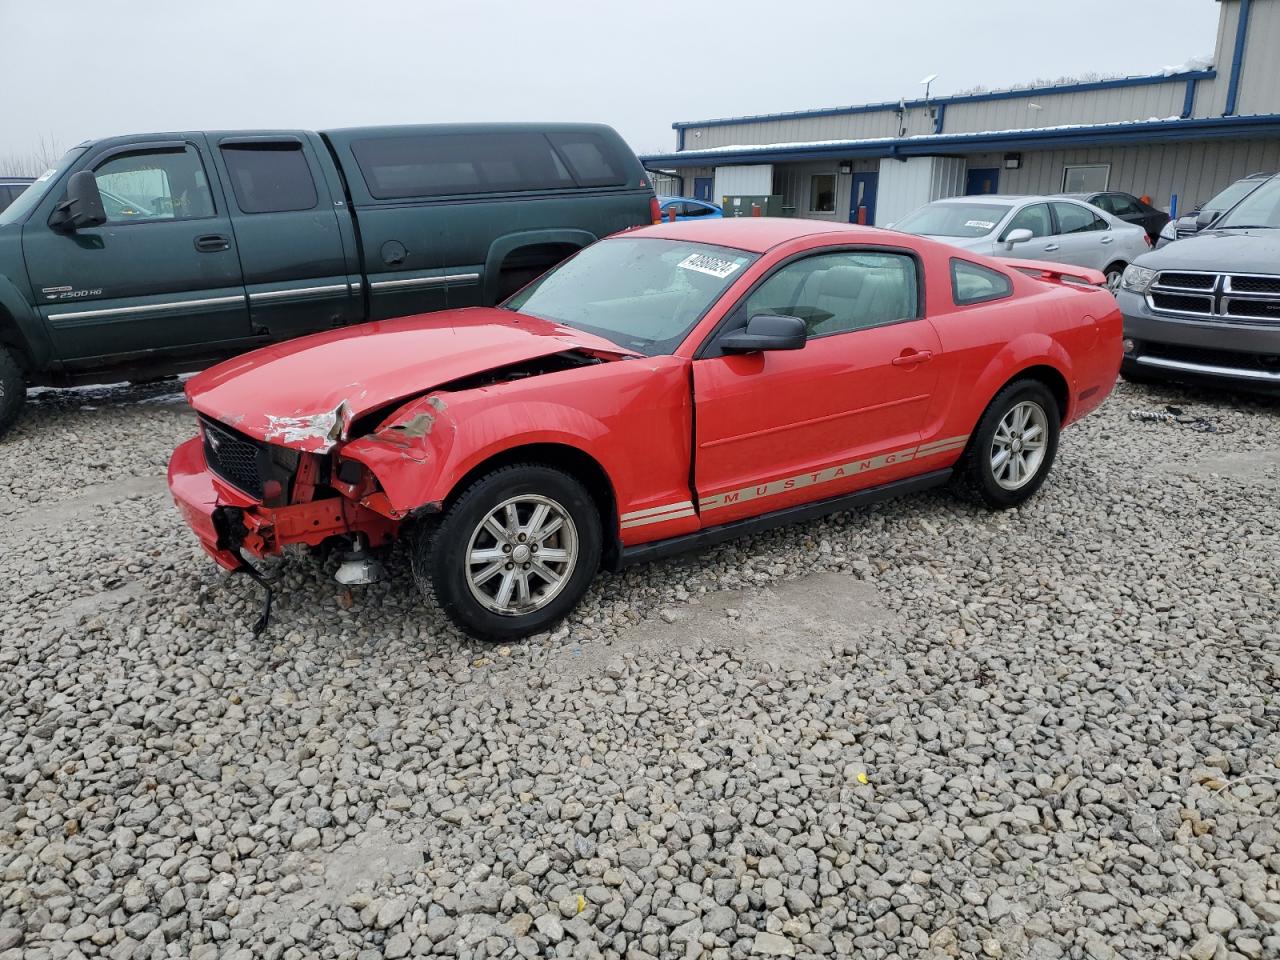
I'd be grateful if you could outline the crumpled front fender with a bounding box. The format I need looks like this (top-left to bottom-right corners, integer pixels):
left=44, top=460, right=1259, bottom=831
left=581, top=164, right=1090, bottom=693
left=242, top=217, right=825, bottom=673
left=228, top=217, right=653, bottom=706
left=340, top=392, right=613, bottom=518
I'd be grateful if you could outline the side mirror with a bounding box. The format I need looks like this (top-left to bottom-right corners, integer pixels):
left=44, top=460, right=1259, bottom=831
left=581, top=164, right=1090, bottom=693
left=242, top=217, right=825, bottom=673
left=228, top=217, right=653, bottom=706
left=1195, top=208, right=1218, bottom=231
left=1003, top=228, right=1033, bottom=250
left=718, top=314, right=807, bottom=353
left=49, top=171, right=106, bottom=231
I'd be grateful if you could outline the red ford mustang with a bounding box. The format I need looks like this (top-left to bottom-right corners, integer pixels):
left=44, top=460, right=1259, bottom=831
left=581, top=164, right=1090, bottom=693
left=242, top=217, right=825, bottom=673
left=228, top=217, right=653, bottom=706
left=169, top=219, right=1121, bottom=639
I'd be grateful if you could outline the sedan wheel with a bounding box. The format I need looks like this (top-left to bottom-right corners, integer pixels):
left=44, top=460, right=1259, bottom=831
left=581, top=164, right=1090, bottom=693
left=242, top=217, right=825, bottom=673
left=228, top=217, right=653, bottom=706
left=465, top=495, right=579, bottom=615
left=412, top=464, right=602, bottom=641
left=1104, top=264, right=1126, bottom=293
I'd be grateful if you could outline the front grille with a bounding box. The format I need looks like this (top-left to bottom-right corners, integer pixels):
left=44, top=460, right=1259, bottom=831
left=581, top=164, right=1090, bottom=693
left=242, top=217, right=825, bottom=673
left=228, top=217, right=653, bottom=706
left=1228, top=275, right=1280, bottom=294
left=1158, top=271, right=1215, bottom=289
left=1225, top=298, right=1280, bottom=320
left=1148, top=271, right=1280, bottom=324
left=1151, top=292, right=1213, bottom=315
left=201, top=417, right=265, bottom=498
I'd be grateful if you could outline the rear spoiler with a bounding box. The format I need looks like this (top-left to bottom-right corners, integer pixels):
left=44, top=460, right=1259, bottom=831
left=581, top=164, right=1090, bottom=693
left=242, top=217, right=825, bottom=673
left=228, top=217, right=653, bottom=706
left=1002, top=258, right=1107, bottom=288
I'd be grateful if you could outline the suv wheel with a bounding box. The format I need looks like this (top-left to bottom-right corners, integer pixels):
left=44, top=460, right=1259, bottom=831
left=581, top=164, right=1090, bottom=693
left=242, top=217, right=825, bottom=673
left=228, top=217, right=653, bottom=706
left=956, top=380, right=1060, bottom=509
left=412, top=464, right=602, bottom=640
left=0, top=345, right=27, bottom=439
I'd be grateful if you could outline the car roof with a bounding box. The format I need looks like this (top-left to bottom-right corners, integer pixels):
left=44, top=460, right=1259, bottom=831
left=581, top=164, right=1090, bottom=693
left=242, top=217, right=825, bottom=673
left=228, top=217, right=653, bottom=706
left=621, top=217, right=882, bottom=253
left=0, top=177, right=34, bottom=184
left=657, top=195, right=713, bottom=204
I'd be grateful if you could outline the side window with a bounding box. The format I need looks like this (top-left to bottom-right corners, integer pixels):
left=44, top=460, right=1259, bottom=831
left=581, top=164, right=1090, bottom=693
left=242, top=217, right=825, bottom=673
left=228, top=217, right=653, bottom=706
left=1052, top=201, right=1107, bottom=234
left=0, top=187, right=18, bottom=214
left=92, top=146, right=215, bottom=222
left=1091, top=194, right=1116, bottom=214
left=546, top=132, right=626, bottom=187
left=351, top=132, right=576, bottom=198
left=681, top=201, right=714, bottom=218
left=808, top=174, right=836, bottom=213
left=221, top=144, right=318, bottom=213
left=1109, top=195, right=1143, bottom=217
left=1000, top=202, right=1052, bottom=239
left=745, top=251, right=919, bottom=338
left=951, top=259, right=1013, bottom=306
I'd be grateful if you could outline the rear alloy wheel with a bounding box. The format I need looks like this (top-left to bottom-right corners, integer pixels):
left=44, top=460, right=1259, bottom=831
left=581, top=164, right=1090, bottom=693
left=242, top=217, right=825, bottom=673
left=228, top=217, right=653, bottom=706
left=1104, top=262, right=1127, bottom=293
left=0, top=344, right=27, bottom=440
left=413, top=464, right=602, bottom=640
left=957, top=380, right=1060, bottom=509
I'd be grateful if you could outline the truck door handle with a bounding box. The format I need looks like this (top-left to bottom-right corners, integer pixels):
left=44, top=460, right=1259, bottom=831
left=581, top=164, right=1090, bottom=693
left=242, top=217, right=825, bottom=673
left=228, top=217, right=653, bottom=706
left=1043, top=243, right=1060, bottom=252
left=194, top=234, right=230, bottom=253
left=891, top=349, right=933, bottom=367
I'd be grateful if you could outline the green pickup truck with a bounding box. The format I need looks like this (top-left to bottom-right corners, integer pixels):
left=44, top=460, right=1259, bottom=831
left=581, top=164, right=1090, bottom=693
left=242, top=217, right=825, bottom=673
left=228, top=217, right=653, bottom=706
left=0, top=123, right=657, bottom=435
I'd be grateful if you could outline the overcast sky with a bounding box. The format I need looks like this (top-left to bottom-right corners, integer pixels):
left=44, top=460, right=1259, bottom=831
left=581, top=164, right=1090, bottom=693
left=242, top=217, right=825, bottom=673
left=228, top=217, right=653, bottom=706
left=0, top=0, right=1221, bottom=164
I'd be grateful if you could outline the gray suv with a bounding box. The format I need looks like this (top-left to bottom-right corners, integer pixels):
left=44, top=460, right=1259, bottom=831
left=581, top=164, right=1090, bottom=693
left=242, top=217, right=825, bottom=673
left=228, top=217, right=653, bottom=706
left=1116, top=174, right=1280, bottom=392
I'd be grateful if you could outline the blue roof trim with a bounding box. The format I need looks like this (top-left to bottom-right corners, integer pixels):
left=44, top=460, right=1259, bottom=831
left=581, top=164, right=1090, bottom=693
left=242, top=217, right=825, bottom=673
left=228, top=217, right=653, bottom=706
left=671, top=70, right=1217, bottom=130
left=640, top=115, right=1280, bottom=168
left=1225, top=0, right=1251, bottom=116
left=1181, top=77, right=1199, bottom=119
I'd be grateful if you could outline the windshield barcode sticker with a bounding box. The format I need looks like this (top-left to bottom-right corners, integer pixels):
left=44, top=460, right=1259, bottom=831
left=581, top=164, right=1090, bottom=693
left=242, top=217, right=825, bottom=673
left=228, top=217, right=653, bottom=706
left=678, top=253, right=743, bottom=279
left=965, top=220, right=996, bottom=230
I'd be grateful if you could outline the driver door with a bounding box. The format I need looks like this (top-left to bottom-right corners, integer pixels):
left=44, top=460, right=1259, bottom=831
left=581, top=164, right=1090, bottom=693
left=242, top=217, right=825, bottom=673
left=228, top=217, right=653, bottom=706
left=692, top=248, right=941, bottom=526
left=22, top=138, right=250, bottom=367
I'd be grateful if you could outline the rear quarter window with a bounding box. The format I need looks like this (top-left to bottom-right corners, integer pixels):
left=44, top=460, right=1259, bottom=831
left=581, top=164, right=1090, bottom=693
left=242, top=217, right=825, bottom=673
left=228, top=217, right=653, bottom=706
left=351, top=131, right=627, bottom=199
left=221, top=144, right=318, bottom=213
left=952, top=259, right=1013, bottom=306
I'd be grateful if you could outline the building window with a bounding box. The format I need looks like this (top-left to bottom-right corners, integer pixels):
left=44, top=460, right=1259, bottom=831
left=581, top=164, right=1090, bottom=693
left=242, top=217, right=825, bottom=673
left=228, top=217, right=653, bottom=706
left=1062, top=164, right=1110, bottom=193
left=809, top=174, right=836, bottom=213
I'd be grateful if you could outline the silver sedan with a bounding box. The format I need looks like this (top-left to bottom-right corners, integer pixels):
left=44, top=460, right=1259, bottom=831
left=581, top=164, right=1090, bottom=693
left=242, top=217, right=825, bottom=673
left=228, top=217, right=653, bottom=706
left=893, top=194, right=1152, bottom=292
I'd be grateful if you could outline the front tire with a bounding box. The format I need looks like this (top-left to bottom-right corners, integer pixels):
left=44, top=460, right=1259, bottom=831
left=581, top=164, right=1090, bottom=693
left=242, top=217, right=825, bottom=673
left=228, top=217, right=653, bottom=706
left=0, top=345, right=27, bottom=440
left=957, top=380, right=1060, bottom=509
left=412, top=464, right=602, bottom=641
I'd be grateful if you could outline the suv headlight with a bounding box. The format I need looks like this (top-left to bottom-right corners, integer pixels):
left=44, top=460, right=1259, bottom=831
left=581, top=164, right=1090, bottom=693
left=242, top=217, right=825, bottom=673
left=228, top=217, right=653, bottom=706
left=1121, top=264, right=1156, bottom=293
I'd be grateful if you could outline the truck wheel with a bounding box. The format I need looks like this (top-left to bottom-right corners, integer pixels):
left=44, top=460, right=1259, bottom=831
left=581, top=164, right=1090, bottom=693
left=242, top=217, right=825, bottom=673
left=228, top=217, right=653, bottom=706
left=0, top=345, right=27, bottom=439
left=412, top=464, right=602, bottom=641
left=955, top=380, right=1060, bottom=510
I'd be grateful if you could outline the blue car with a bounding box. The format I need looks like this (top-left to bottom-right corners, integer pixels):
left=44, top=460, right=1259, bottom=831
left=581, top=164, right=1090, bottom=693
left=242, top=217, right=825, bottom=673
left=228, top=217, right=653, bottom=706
left=657, top=195, right=722, bottom=222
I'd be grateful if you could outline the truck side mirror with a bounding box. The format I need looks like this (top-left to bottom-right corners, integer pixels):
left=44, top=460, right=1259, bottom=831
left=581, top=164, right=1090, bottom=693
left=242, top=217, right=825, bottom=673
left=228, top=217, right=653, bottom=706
left=50, top=171, right=106, bottom=232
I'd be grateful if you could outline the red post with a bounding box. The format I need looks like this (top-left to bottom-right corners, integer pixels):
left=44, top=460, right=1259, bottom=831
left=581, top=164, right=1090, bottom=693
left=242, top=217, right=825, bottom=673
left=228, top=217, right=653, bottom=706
left=857, top=205, right=868, bottom=225
left=667, top=206, right=678, bottom=222
left=751, top=203, right=762, bottom=217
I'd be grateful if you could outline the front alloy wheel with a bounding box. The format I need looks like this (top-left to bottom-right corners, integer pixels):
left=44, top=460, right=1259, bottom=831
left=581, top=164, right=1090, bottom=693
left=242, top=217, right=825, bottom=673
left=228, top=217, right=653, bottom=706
left=465, top=495, right=579, bottom=614
left=413, top=464, right=602, bottom=640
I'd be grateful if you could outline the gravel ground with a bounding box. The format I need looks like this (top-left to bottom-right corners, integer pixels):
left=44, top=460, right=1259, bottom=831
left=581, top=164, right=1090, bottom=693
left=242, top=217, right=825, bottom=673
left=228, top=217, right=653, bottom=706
left=1, top=377, right=1278, bottom=960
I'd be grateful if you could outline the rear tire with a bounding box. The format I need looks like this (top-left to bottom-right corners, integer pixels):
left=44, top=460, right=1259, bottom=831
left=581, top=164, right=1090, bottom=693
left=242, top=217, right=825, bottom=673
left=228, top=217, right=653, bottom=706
left=955, top=380, right=1060, bottom=510
left=0, top=345, right=27, bottom=440
left=411, top=464, right=602, bottom=641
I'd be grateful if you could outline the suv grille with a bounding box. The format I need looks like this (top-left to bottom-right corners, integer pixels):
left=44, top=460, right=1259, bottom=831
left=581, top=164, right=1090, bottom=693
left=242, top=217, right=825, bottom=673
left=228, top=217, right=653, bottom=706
left=201, top=417, right=265, bottom=498
left=1148, top=271, right=1280, bottom=324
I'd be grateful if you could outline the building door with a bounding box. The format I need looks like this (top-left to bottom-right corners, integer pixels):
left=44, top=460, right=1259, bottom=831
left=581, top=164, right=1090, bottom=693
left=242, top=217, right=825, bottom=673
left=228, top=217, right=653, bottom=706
left=850, top=172, right=878, bottom=224
left=693, top=177, right=714, bottom=202
left=965, top=168, right=1000, bottom=195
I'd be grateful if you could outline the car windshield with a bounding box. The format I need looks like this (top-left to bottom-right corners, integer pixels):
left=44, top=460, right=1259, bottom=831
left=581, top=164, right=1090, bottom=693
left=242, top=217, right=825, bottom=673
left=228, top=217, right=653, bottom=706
left=0, top=148, right=86, bottom=225
left=894, top=202, right=1012, bottom=238
left=1214, top=177, right=1280, bottom=229
left=503, top=237, right=757, bottom=355
left=1203, top=177, right=1265, bottom=215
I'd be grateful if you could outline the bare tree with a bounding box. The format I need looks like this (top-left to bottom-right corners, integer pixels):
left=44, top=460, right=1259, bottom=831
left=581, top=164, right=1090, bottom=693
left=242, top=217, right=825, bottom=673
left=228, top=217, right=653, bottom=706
left=0, top=134, right=65, bottom=178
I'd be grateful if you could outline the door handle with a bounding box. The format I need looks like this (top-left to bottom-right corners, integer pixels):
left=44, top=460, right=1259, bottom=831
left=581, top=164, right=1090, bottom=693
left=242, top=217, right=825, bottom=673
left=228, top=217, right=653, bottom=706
left=1043, top=243, right=1060, bottom=252
left=1100, top=236, right=1114, bottom=244
left=891, top=349, right=933, bottom=367
left=194, top=234, right=230, bottom=253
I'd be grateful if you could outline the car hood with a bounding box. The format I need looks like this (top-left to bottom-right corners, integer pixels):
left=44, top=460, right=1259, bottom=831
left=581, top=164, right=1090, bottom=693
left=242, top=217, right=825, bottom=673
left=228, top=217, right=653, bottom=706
left=186, top=307, right=638, bottom=452
left=1135, top=229, right=1280, bottom=271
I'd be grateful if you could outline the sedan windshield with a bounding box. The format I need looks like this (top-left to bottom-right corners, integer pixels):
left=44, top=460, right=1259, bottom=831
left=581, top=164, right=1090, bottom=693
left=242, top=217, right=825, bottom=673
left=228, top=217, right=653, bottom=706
left=894, top=202, right=1012, bottom=238
left=503, top=237, right=757, bottom=355
left=1213, top=177, right=1280, bottom=230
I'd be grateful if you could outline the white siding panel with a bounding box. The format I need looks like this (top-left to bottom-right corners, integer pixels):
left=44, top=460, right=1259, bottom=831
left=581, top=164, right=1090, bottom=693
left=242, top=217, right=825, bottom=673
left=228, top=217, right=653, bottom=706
left=713, top=165, right=773, bottom=202
left=877, top=157, right=970, bottom=225
left=1237, top=0, right=1280, bottom=116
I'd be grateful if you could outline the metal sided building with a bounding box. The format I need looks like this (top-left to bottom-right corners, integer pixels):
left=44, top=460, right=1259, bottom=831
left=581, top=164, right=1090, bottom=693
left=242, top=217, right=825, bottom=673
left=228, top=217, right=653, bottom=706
left=640, top=0, right=1280, bottom=227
